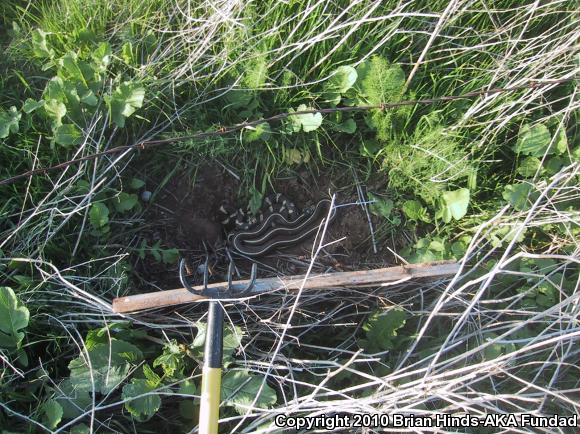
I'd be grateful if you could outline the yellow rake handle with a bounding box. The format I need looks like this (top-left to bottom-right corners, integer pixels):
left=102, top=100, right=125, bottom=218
left=199, top=366, right=222, bottom=434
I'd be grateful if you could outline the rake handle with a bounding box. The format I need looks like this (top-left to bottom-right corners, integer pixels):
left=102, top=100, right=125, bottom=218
left=199, top=301, right=224, bottom=434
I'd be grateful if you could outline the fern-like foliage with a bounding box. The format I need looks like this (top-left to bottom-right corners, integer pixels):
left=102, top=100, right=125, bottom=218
left=382, top=113, right=474, bottom=204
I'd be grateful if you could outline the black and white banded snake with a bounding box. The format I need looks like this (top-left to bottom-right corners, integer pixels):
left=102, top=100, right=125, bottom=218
left=219, top=194, right=336, bottom=257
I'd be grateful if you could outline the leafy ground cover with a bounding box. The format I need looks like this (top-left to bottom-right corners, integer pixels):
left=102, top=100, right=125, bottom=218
left=0, top=0, right=578, bottom=432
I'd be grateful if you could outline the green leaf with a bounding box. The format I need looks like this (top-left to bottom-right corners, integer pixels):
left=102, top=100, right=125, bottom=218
left=288, top=104, right=322, bottom=133
left=335, top=118, right=357, bottom=134
left=356, top=57, right=405, bottom=105
left=89, top=202, right=109, bottom=229
left=368, top=194, right=393, bottom=218
left=43, top=98, right=67, bottom=127
left=221, top=370, right=277, bottom=414
left=107, top=82, right=145, bottom=127
left=142, top=364, right=161, bottom=388
left=0, top=286, right=30, bottom=349
left=70, top=424, right=90, bottom=434
left=53, top=378, right=92, bottom=419
left=22, top=99, right=45, bottom=114
left=322, top=65, right=357, bottom=105
left=502, top=183, right=534, bottom=211
left=68, top=339, right=143, bottom=395
left=92, top=42, right=112, bottom=73
left=161, top=248, right=179, bottom=265
left=121, top=41, right=134, bottom=65
left=244, top=122, right=271, bottom=143
left=517, top=156, right=542, bottom=177
left=113, top=192, right=138, bottom=213
left=248, top=187, right=263, bottom=215
left=483, top=333, right=516, bottom=361
left=402, top=200, right=430, bottom=223
left=178, top=379, right=197, bottom=396
left=191, top=323, right=242, bottom=366
left=514, top=123, right=552, bottom=157
left=359, top=308, right=406, bottom=353
left=130, top=178, right=145, bottom=189
left=436, top=188, right=470, bottom=223
left=544, top=156, right=568, bottom=175
left=54, top=124, right=82, bottom=146
left=31, top=29, right=54, bottom=59
left=153, top=340, right=185, bottom=378
left=41, top=399, right=63, bottom=430
left=554, top=127, right=568, bottom=154
left=122, top=378, right=162, bottom=422
left=0, top=106, right=21, bottom=139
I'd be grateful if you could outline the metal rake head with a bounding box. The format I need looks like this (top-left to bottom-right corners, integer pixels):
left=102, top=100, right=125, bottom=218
left=178, top=254, right=257, bottom=299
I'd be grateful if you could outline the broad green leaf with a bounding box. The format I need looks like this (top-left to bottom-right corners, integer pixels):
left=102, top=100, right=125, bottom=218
left=436, top=188, right=470, bottom=223
left=121, top=41, right=134, bottom=65
left=359, top=308, right=406, bottom=353
left=92, top=42, right=112, bottom=73
left=130, top=178, right=145, bottom=189
left=517, top=156, right=542, bottom=177
left=60, top=53, right=85, bottom=83
left=368, top=194, right=393, bottom=218
left=54, top=378, right=92, bottom=419
left=322, top=65, right=357, bottom=105
left=554, top=127, right=568, bottom=154
left=544, top=156, right=567, bottom=175
left=178, top=379, right=197, bottom=396
left=0, top=106, right=21, bottom=139
left=122, top=378, right=162, bottom=422
left=41, top=399, right=63, bottom=430
left=283, top=148, right=310, bottom=165
left=335, top=118, right=357, bottom=134
left=502, top=183, right=534, bottom=211
left=113, top=192, right=138, bottom=213
left=225, top=89, right=254, bottom=109
left=356, top=57, right=405, bottom=105
left=43, top=99, right=67, bottom=127
left=451, top=236, right=471, bottom=258
left=153, top=340, right=185, bottom=378
left=54, top=124, right=82, bottom=146
left=107, top=82, right=145, bottom=127
left=402, top=200, right=430, bottom=223
left=68, top=339, right=143, bottom=395
left=191, top=323, right=242, bottom=366
left=22, top=99, right=45, bottom=114
left=244, top=122, right=271, bottom=143
left=31, top=29, right=54, bottom=59
left=221, top=370, right=277, bottom=414
left=514, top=123, right=552, bottom=157
left=0, top=286, right=30, bottom=349
left=288, top=104, right=322, bottom=133
left=142, top=364, right=161, bottom=388
left=89, top=203, right=109, bottom=229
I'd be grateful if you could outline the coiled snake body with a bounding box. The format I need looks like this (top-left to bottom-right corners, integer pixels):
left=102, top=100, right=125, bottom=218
left=219, top=194, right=335, bottom=257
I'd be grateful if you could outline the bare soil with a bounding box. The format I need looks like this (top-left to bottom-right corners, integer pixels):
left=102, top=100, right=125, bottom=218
left=134, top=164, right=409, bottom=292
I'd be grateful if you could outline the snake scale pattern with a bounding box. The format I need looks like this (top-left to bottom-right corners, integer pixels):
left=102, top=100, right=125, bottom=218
left=219, top=193, right=336, bottom=257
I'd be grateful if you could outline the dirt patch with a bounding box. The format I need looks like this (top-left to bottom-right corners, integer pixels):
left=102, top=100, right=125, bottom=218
left=134, top=163, right=405, bottom=291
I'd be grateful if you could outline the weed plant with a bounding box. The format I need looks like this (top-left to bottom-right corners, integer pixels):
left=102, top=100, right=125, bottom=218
left=0, top=0, right=578, bottom=432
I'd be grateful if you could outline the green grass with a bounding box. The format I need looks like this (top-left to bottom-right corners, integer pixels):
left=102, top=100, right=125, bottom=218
left=0, top=0, right=578, bottom=432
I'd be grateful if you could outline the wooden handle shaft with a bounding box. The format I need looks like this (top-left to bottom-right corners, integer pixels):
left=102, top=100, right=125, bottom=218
left=112, top=261, right=460, bottom=313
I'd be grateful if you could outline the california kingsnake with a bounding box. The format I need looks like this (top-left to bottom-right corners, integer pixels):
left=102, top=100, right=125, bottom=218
left=219, top=194, right=336, bottom=257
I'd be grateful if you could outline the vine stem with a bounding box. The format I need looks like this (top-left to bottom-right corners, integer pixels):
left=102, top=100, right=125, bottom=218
left=0, top=78, right=572, bottom=186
